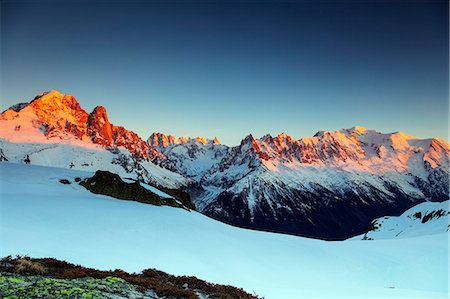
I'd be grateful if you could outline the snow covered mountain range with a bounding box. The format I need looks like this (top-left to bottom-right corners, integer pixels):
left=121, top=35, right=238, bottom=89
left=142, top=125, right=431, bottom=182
left=1, top=90, right=449, bottom=239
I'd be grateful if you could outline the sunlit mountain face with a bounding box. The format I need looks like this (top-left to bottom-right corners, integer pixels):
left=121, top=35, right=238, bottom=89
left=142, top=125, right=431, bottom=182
left=1, top=90, right=448, bottom=240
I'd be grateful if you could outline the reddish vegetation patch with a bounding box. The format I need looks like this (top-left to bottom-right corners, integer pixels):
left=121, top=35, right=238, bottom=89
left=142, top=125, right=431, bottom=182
left=0, top=256, right=259, bottom=299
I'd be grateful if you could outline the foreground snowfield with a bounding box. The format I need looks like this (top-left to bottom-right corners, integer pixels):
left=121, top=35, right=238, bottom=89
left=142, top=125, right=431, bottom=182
left=1, top=163, right=448, bottom=298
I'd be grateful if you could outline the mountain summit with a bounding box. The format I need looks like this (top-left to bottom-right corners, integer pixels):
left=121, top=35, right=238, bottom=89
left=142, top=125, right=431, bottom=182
left=1, top=90, right=150, bottom=158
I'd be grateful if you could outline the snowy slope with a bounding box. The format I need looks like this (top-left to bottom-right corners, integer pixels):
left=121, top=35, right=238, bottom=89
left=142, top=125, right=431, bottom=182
left=351, top=200, right=449, bottom=240
left=0, top=163, right=448, bottom=298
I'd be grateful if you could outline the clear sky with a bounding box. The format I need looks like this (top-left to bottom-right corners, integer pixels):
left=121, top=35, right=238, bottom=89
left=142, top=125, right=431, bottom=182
left=1, top=0, right=448, bottom=145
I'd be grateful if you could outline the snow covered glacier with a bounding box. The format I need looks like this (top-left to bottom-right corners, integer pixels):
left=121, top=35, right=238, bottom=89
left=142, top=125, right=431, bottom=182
left=1, top=163, right=448, bottom=298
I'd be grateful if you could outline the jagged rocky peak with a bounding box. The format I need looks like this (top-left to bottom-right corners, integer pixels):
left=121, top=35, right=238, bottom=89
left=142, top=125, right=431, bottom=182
left=241, top=133, right=255, bottom=144
left=90, top=105, right=109, bottom=120
left=234, top=133, right=270, bottom=161
left=87, top=106, right=113, bottom=146
left=260, top=132, right=293, bottom=143
left=147, top=132, right=228, bottom=181
left=195, top=136, right=207, bottom=145
left=239, top=134, right=259, bottom=150
left=237, top=132, right=295, bottom=159
left=1, top=90, right=152, bottom=159
left=148, top=132, right=181, bottom=147
left=276, top=132, right=288, bottom=139
left=260, top=133, right=273, bottom=143
left=30, top=90, right=85, bottom=115
left=27, top=90, right=89, bottom=139
left=225, top=126, right=448, bottom=172
left=148, top=132, right=221, bottom=147
left=273, top=132, right=294, bottom=146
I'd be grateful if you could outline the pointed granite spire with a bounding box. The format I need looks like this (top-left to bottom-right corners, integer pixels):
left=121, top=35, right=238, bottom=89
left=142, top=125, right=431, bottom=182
left=87, top=106, right=113, bottom=146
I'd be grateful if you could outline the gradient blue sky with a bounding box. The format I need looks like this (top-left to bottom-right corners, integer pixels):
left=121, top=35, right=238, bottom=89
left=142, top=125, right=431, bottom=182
left=1, top=0, right=448, bottom=145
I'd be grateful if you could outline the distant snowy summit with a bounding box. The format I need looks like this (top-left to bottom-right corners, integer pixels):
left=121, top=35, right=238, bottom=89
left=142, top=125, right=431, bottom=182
left=1, top=90, right=449, bottom=239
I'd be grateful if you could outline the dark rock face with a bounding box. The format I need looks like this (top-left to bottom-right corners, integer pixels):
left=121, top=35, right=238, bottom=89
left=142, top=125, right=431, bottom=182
left=158, top=186, right=196, bottom=210
left=199, top=161, right=449, bottom=240
left=203, top=185, right=422, bottom=240
left=79, top=170, right=189, bottom=209
left=421, top=209, right=447, bottom=224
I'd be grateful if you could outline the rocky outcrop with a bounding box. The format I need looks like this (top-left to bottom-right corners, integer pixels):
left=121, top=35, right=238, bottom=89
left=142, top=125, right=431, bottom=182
left=79, top=170, right=188, bottom=209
